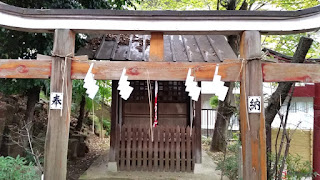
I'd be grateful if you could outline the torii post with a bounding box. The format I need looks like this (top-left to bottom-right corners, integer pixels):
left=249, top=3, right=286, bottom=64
left=240, top=31, right=266, bottom=179
left=44, top=29, right=75, bottom=180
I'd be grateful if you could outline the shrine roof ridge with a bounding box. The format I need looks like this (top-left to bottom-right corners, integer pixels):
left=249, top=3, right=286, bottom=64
left=1, top=2, right=320, bottom=19
left=1, top=2, right=320, bottom=34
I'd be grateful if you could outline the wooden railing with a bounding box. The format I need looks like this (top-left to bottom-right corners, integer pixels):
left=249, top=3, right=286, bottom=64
left=117, top=125, right=195, bottom=172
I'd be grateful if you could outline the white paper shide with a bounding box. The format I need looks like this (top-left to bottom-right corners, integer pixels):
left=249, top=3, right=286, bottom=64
left=84, top=63, right=99, bottom=99
left=201, top=65, right=229, bottom=101
left=185, top=68, right=201, bottom=101
left=118, top=68, right=134, bottom=100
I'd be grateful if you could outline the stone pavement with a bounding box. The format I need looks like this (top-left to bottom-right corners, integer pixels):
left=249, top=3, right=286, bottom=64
left=80, top=150, right=228, bottom=180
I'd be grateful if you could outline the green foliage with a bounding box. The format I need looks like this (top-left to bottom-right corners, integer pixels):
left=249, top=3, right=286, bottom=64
left=25, top=152, right=44, bottom=166
left=2, top=0, right=140, bottom=10
left=0, top=79, right=42, bottom=95
left=39, top=90, right=49, bottom=101
left=138, top=0, right=319, bottom=11
left=102, top=118, right=111, bottom=135
left=217, top=155, right=239, bottom=180
left=0, top=156, right=39, bottom=180
left=262, top=33, right=320, bottom=58
left=209, top=95, right=219, bottom=109
left=97, top=80, right=112, bottom=104
left=216, top=141, right=241, bottom=180
left=227, top=140, right=241, bottom=153
left=72, top=80, right=87, bottom=103
left=202, top=136, right=212, bottom=146
left=269, top=0, right=320, bottom=10
left=137, top=0, right=217, bottom=10
left=285, top=154, right=315, bottom=179
left=269, top=153, right=316, bottom=179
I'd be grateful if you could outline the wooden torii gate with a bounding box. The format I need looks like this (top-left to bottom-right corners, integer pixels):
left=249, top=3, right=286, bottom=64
left=1, top=3, right=320, bottom=180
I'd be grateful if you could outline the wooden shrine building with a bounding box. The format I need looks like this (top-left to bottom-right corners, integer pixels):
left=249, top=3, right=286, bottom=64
left=2, top=2, right=320, bottom=180
left=89, top=34, right=237, bottom=171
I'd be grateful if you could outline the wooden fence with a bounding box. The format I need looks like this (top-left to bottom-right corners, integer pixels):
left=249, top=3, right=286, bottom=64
left=117, top=125, right=195, bottom=172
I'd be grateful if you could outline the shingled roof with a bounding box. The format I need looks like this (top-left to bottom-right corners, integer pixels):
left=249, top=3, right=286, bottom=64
left=91, top=35, right=237, bottom=62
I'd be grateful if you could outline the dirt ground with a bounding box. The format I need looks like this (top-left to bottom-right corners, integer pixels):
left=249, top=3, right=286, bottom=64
left=67, top=134, right=109, bottom=180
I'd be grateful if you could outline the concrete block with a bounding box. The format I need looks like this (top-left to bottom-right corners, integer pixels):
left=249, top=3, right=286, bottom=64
left=107, top=162, right=117, bottom=172
left=193, top=163, right=202, bottom=174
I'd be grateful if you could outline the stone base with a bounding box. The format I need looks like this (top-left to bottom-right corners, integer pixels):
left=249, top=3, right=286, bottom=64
left=107, top=162, right=117, bottom=172
left=193, top=163, right=202, bottom=174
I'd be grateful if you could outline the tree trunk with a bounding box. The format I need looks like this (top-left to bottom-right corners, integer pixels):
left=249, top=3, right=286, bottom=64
left=210, top=34, right=239, bottom=152
left=210, top=82, right=236, bottom=151
left=23, top=86, right=40, bottom=148
left=264, top=37, right=313, bottom=179
left=75, top=95, right=86, bottom=131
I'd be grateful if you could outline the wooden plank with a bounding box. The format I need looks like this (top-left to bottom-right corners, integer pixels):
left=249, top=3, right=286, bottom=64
left=0, top=59, right=51, bottom=79
left=128, top=35, right=145, bottom=61
left=182, top=35, right=204, bottom=62
left=149, top=32, right=164, bottom=61
left=239, top=31, right=266, bottom=180
left=148, top=127, right=153, bottom=171
left=137, top=125, right=143, bottom=170
left=163, top=35, right=174, bottom=62
left=131, top=126, right=137, bottom=170
left=109, top=81, right=119, bottom=162
left=159, top=126, right=164, bottom=170
left=181, top=126, right=186, bottom=172
left=170, top=35, right=189, bottom=62
left=192, top=127, right=195, bottom=170
left=44, top=29, right=75, bottom=180
left=115, top=125, right=120, bottom=167
left=262, top=63, right=320, bottom=83
left=207, top=35, right=238, bottom=61
left=120, top=125, right=126, bottom=171
left=170, top=127, right=175, bottom=172
left=165, top=127, right=170, bottom=171
left=126, top=125, right=132, bottom=171
left=95, top=38, right=115, bottom=60
left=186, top=126, right=191, bottom=172
left=72, top=60, right=242, bottom=81
left=143, top=126, right=148, bottom=171
left=154, top=127, right=159, bottom=171
left=194, top=88, right=202, bottom=164
left=143, top=35, right=151, bottom=61
left=113, top=45, right=129, bottom=61
left=175, top=126, right=181, bottom=172
left=0, top=60, right=242, bottom=81
left=4, top=59, right=320, bottom=83
left=194, top=35, right=219, bottom=62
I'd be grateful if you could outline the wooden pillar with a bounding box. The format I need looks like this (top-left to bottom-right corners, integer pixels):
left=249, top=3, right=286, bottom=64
left=239, top=31, right=267, bottom=180
left=195, top=82, right=202, bottom=163
left=44, top=29, right=75, bottom=180
left=149, top=32, right=164, bottom=62
left=109, top=80, right=119, bottom=162
left=314, top=83, right=320, bottom=180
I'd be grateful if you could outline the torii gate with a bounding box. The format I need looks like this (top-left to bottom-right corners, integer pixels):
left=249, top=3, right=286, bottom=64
left=1, top=3, right=320, bottom=180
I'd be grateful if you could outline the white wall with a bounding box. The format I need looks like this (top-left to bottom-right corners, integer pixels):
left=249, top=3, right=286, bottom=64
left=272, top=97, right=314, bottom=130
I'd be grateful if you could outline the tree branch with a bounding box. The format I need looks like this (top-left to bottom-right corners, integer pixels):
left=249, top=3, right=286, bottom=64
left=265, top=36, right=313, bottom=125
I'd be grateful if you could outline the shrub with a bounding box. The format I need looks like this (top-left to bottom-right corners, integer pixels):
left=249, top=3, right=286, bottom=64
left=0, top=155, right=39, bottom=180
left=217, top=155, right=239, bottom=180
left=216, top=141, right=241, bottom=180
left=284, top=154, right=315, bottom=179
